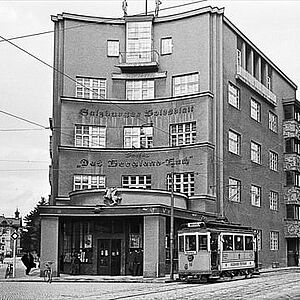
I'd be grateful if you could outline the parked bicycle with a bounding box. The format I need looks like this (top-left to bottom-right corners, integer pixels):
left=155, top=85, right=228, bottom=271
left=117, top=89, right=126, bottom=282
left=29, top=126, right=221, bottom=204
left=43, top=261, right=54, bottom=283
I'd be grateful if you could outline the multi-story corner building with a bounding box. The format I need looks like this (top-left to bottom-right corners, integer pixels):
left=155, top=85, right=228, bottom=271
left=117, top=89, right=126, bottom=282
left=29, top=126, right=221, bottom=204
left=0, top=210, right=22, bottom=258
left=40, top=5, right=299, bottom=277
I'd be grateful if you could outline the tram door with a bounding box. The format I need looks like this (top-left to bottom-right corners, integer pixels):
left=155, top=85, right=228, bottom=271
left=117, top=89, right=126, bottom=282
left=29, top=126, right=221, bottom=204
left=97, top=239, right=121, bottom=275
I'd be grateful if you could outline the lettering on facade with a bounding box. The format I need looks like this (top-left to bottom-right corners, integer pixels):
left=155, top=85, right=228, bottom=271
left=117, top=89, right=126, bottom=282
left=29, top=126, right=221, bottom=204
left=77, top=156, right=193, bottom=169
left=79, top=105, right=194, bottom=119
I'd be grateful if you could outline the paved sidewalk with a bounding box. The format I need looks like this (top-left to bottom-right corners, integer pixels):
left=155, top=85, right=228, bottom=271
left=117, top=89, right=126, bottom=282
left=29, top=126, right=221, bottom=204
left=0, top=265, right=299, bottom=283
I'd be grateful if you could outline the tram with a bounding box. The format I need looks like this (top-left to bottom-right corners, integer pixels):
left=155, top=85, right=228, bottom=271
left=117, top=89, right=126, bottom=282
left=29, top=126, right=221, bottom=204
left=178, top=221, right=259, bottom=281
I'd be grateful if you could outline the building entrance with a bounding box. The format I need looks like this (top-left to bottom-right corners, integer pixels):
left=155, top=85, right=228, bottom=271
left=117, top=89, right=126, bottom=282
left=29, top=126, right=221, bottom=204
left=97, top=239, right=121, bottom=275
left=287, top=238, right=299, bottom=267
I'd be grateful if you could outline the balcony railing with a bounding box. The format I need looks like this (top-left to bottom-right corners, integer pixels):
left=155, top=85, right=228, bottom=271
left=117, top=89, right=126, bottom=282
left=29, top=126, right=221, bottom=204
left=284, top=153, right=300, bottom=172
left=284, top=219, right=300, bottom=237
left=283, top=120, right=300, bottom=139
left=236, top=65, right=277, bottom=106
left=283, top=186, right=300, bottom=205
left=117, top=50, right=159, bottom=72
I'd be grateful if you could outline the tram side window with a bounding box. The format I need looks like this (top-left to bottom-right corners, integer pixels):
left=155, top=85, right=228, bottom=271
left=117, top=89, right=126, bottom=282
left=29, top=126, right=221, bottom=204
left=223, top=235, right=233, bottom=251
left=245, top=236, right=254, bottom=250
left=179, top=236, right=184, bottom=252
left=198, top=235, right=208, bottom=251
left=234, top=235, right=244, bottom=250
left=185, top=235, right=196, bottom=251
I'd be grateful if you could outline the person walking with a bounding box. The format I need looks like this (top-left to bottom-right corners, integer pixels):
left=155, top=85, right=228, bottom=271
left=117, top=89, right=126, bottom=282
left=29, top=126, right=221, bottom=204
left=21, top=251, right=35, bottom=275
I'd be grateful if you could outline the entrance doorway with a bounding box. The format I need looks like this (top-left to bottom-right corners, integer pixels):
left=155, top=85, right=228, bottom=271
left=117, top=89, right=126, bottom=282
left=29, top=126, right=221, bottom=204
left=97, top=239, right=121, bottom=275
left=287, top=238, right=299, bottom=267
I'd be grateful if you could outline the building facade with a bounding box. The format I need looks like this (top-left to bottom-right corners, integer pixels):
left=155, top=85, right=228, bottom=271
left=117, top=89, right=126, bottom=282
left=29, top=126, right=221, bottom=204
left=0, top=210, right=22, bottom=259
left=41, top=5, right=299, bottom=277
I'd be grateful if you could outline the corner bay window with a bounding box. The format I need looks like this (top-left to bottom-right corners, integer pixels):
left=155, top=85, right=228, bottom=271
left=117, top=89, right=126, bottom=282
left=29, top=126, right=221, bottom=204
left=126, top=80, right=154, bottom=100
left=173, top=73, right=199, bottom=96
left=286, top=171, right=300, bottom=187
left=170, top=122, right=196, bottom=146
left=75, top=125, right=106, bottom=148
left=122, top=175, right=151, bottom=189
left=124, top=126, right=153, bottom=148
left=167, top=172, right=194, bottom=196
left=74, top=175, right=105, bottom=190
left=76, top=77, right=106, bottom=99
left=286, top=204, right=300, bottom=220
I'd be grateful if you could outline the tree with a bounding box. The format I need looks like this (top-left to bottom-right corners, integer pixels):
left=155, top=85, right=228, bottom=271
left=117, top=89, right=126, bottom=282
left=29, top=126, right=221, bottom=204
left=20, top=197, right=48, bottom=254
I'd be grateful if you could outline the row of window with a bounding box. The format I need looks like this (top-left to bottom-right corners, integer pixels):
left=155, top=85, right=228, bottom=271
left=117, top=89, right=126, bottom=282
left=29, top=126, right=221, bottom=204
left=74, top=122, right=196, bottom=148
left=73, top=172, right=195, bottom=196
left=229, top=130, right=278, bottom=170
left=107, top=37, right=173, bottom=57
left=228, top=178, right=279, bottom=210
left=228, top=82, right=278, bottom=133
left=75, top=73, right=199, bottom=100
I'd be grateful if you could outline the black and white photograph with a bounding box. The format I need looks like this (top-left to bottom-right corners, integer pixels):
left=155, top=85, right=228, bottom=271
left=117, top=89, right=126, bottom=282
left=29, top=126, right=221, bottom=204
left=0, top=0, right=300, bottom=299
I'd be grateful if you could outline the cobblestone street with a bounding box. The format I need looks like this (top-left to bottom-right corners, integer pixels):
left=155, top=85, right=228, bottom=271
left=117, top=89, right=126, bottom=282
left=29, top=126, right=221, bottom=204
left=0, top=269, right=299, bottom=300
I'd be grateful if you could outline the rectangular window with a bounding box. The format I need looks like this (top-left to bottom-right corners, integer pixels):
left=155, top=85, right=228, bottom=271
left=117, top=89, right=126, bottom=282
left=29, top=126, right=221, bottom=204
left=173, top=73, right=199, bottom=96
left=185, top=235, right=197, bottom=252
left=269, top=111, right=278, bottom=133
left=223, top=235, right=233, bottom=251
left=198, top=235, right=208, bottom=251
left=124, top=126, right=153, bottom=149
left=251, top=141, right=261, bottom=164
left=228, top=82, right=240, bottom=109
left=75, top=125, right=106, bottom=148
left=245, top=236, right=253, bottom=250
left=234, top=235, right=244, bottom=250
left=250, top=99, right=261, bottom=122
left=269, top=151, right=278, bottom=171
left=228, top=178, right=241, bottom=202
left=269, top=191, right=279, bottom=211
left=73, top=175, right=105, bottom=190
left=126, top=80, right=154, bottom=100
left=107, top=40, right=119, bottom=57
left=270, top=231, right=279, bottom=251
left=122, top=175, right=151, bottom=189
left=251, top=185, right=261, bottom=207
left=228, top=130, right=241, bottom=155
left=126, top=21, right=152, bottom=63
left=170, top=122, right=196, bottom=146
left=76, top=77, right=106, bottom=99
left=167, top=172, right=194, bottom=196
left=161, top=37, right=173, bottom=55
left=237, top=49, right=242, bottom=66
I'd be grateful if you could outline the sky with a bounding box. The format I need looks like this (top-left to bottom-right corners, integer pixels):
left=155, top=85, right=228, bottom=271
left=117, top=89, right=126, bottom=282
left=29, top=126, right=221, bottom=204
left=0, top=0, right=300, bottom=219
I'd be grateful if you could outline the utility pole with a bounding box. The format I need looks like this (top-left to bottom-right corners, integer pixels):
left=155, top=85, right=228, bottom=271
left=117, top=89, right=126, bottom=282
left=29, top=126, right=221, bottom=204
left=169, top=165, right=174, bottom=280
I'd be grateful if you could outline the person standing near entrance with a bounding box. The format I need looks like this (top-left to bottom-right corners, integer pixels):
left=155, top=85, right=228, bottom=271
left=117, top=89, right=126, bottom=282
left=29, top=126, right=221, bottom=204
left=21, top=251, right=35, bottom=275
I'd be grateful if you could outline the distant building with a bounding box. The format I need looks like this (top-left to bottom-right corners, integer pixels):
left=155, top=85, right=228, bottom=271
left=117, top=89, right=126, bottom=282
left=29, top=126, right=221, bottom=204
left=41, top=5, right=299, bottom=277
left=0, top=210, right=22, bottom=258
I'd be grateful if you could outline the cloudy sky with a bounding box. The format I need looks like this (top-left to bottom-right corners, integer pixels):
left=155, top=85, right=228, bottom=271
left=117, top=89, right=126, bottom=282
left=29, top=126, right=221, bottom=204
left=0, top=0, right=299, bottom=219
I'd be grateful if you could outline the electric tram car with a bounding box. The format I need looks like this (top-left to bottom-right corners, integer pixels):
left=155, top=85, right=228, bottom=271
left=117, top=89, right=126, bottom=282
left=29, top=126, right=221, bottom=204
left=178, top=221, right=259, bottom=281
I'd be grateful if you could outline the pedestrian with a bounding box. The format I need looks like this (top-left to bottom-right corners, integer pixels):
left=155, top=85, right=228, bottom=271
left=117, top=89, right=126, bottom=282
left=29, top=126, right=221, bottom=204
left=70, top=253, right=80, bottom=275
left=21, top=251, right=35, bottom=275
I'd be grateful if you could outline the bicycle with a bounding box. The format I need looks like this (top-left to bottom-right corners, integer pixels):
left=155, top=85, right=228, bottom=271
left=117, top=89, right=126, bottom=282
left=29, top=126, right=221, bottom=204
left=43, top=261, right=54, bottom=283
left=4, top=263, right=13, bottom=279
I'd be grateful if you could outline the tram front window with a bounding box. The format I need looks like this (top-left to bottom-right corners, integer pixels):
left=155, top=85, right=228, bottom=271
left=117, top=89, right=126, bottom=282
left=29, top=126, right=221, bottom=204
left=245, top=236, right=254, bottom=250
left=179, top=236, right=184, bottom=252
left=185, top=235, right=196, bottom=252
left=198, top=235, right=208, bottom=251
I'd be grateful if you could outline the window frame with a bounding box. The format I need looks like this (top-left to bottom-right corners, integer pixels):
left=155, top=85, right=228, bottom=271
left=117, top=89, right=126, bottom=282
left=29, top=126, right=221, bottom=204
left=269, top=190, right=279, bottom=211
left=269, top=150, right=278, bottom=171
left=161, top=37, right=173, bottom=55
left=250, top=98, right=261, bottom=122
left=268, top=111, right=278, bottom=133
left=172, top=73, right=199, bottom=97
left=270, top=231, right=279, bottom=251
left=73, top=175, right=106, bottom=191
left=228, top=82, right=240, bottom=109
left=123, top=126, right=153, bottom=149
left=107, top=40, right=120, bottom=57
left=170, top=121, right=196, bottom=147
left=228, top=177, right=241, bottom=202
left=167, top=172, right=195, bottom=196
left=76, top=77, right=106, bottom=99
left=251, top=184, right=261, bottom=207
left=75, top=125, right=106, bottom=148
left=251, top=141, right=261, bottom=164
left=228, top=130, right=241, bottom=155
left=122, top=175, right=151, bottom=189
left=126, top=80, right=154, bottom=100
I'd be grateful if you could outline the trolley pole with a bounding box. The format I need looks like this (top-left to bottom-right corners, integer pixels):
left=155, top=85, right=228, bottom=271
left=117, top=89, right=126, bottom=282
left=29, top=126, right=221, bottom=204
left=169, top=166, right=174, bottom=281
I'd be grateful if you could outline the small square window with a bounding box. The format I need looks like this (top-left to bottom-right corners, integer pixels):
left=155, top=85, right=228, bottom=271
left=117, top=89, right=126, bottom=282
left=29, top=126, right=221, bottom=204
left=107, top=40, right=119, bottom=57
